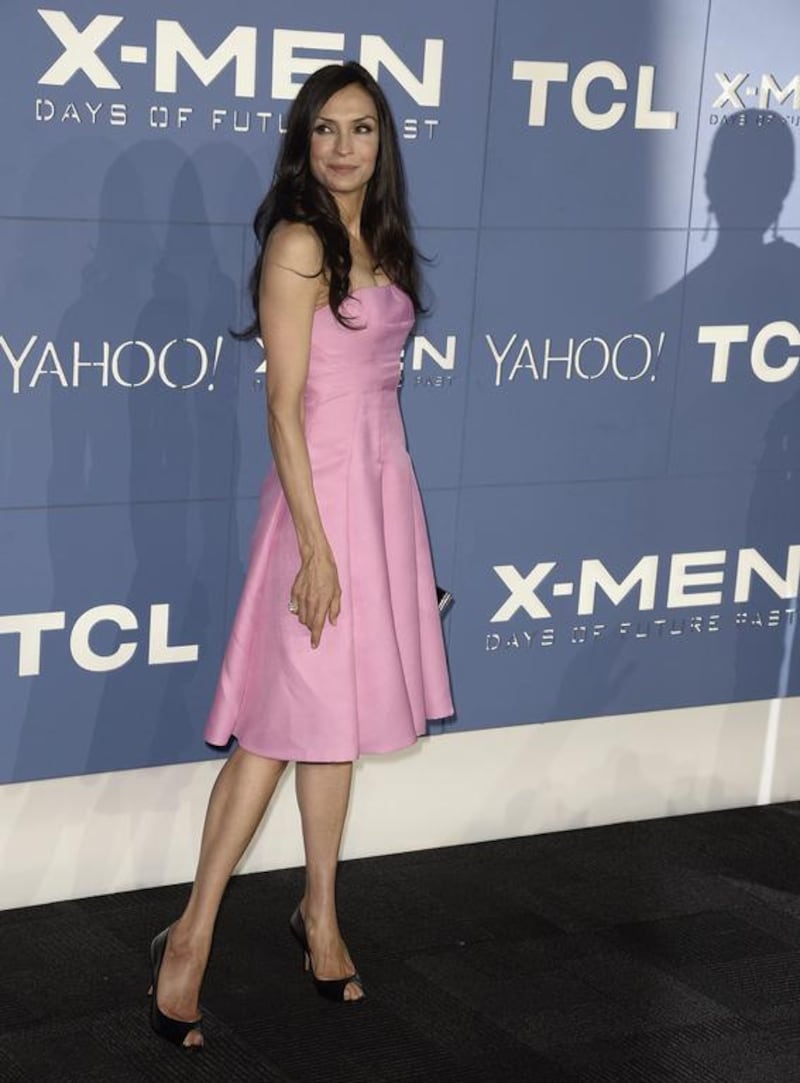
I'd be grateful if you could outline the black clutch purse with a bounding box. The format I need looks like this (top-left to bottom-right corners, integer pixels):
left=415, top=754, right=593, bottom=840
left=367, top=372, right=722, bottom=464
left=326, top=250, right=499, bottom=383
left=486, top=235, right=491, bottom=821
left=436, top=584, right=454, bottom=615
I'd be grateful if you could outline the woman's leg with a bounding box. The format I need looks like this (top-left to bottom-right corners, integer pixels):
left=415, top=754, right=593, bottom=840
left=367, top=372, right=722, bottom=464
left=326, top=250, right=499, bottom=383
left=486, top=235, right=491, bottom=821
left=294, top=761, right=364, bottom=1001
left=155, top=745, right=287, bottom=1044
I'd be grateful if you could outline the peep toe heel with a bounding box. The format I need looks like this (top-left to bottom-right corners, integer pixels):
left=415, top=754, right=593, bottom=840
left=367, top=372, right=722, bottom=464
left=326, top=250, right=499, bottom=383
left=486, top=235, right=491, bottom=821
left=148, top=927, right=204, bottom=1049
left=288, top=906, right=365, bottom=1003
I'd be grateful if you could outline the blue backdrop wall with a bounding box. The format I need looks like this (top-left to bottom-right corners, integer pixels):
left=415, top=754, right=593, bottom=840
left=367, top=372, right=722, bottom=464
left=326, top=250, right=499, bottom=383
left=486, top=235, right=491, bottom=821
left=2, top=0, right=799, bottom=784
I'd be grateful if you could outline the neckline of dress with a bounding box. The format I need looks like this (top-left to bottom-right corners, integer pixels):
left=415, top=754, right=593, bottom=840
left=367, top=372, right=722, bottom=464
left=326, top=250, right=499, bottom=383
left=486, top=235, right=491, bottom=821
left=313, top=282, right=395, bottom=315
left=351, top=282, right=394, bottom=295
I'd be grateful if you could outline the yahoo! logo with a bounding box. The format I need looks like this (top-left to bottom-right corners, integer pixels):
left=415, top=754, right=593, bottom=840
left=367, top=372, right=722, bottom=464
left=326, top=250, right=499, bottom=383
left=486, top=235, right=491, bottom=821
left=487, top=330, right=666, bottom=385
left=1, top=332, right=226, bottom=394
left=36, top=10, right=444, bottom=105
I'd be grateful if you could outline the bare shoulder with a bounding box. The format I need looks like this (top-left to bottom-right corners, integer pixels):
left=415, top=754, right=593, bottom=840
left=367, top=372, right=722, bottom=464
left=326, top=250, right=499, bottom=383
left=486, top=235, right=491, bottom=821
left=265, top=221, right=324, bottom=279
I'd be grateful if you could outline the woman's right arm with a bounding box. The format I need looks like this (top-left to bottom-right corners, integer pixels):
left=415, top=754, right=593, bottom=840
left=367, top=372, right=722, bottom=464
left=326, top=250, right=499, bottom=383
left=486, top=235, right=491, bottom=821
left=259, top=222, right=341, bottom=649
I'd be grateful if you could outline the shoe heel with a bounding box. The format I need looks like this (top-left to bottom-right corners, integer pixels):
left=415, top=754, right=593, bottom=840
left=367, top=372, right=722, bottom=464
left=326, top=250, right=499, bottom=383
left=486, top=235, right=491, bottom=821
left=148, top=926, right=204, bottom=1049
left=289, top=907, right=309, bottom=971
left=288, top=904, right=365, bottom=1003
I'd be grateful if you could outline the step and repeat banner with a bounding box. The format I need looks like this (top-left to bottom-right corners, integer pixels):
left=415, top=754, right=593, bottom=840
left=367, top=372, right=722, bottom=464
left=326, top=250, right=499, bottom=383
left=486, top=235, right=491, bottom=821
left=2, top=0, right=799, bottom=783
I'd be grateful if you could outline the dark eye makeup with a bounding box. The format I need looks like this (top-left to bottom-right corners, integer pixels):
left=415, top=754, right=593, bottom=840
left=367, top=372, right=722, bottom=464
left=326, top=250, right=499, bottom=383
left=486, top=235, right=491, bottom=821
left=312, top=116, right=378, bottom=136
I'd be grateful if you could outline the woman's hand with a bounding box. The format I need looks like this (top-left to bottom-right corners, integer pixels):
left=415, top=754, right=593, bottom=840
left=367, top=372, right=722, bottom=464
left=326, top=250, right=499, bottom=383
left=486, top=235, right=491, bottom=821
left=290, top=549, right=341, bottom=649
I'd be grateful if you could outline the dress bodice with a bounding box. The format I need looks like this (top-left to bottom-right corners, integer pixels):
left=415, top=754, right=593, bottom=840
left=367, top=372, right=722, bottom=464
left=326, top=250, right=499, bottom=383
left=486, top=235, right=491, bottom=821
left=304, top=284, right=414, bottom=405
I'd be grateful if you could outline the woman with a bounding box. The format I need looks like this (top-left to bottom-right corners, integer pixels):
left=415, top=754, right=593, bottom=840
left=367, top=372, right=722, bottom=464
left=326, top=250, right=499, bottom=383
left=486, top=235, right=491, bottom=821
left=148, top=61, right=454, bottom=1049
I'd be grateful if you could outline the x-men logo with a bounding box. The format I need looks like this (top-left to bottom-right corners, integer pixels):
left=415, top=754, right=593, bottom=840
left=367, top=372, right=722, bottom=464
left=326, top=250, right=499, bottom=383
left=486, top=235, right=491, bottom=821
left=37, top=10, right=445, bottom=104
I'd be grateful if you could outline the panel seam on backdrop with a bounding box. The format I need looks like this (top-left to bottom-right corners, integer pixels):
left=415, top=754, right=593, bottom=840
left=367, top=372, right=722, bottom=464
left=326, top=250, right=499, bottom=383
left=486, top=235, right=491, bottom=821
left=463, top=225, right=800, bottom=234
left=445, top=0, right=501, bottom=683
left=685, top=226, right=800, bottom=233
left=479, top=225, right=700, bottom=233
left=0, top=214, right=488, bottom=234
left=444, top=465, right=779, bottom=492
left=0, top=215, right=253, bottom=229
left=663, top=0, right=714, bottom=474
left=0, top=497, right=235, bottom=512
left=5, top=216, right=795, bottom=234
left=5, top=448, right=786, bottom=514
left=218, top=224, right=253, bottom=651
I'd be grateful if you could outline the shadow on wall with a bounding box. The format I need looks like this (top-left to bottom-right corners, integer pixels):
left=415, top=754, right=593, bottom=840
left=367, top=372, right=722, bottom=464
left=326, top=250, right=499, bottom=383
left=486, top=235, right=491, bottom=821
left=676, top=110, right=800, bottom=708
left=551, top=109, right=800, bottom=733
left=11, top=140, right=253, bottom=786
left=89, top=147, right=237, bottom=775
left=706, top=111, right=800, bottom=796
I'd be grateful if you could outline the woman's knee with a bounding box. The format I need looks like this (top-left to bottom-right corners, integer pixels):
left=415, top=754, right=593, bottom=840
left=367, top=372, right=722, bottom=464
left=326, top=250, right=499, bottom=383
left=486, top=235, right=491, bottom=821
left=230, top=744, right=288, bottom=773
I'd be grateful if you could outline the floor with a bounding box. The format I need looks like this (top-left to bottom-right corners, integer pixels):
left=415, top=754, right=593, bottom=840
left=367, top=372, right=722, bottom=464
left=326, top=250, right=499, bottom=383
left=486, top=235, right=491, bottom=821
left=3, top=803, right=800, bottom=1081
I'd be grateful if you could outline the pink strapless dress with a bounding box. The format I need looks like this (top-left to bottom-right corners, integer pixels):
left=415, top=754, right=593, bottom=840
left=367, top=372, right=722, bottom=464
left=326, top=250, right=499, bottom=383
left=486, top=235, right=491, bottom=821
left=204, top=283, right=455, bottom=761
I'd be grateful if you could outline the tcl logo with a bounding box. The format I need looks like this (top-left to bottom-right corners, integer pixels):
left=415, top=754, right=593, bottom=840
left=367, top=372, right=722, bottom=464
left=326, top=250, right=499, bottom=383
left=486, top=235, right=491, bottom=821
left=512, top=60, right=678, bottom=130
left=491, top=547, right=800, bottom=622
left=37, top=11, right=444, bottom=104
left=0, top=603, right=198, bottom=677
left=699, top=323, right=800, bottom=384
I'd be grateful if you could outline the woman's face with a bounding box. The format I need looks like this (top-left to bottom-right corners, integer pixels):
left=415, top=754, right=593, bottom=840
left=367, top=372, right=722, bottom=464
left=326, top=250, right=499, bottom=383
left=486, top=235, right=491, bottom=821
left=309, top=83, right=380, bottom=199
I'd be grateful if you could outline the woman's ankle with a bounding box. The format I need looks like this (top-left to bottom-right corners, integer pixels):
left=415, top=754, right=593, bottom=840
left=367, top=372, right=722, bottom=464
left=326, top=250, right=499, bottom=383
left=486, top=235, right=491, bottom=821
left=168, top=917, right=212, bottom=955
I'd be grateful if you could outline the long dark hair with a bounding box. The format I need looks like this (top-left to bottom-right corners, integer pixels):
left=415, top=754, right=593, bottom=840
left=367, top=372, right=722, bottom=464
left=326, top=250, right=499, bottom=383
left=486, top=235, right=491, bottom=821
left=236, top=61, right=424, bottom=338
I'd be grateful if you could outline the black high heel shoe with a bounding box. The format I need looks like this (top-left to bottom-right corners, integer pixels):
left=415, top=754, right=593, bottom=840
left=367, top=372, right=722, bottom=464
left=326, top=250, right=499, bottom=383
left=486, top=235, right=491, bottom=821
left=148, top=927, right=204, bottom=1049
left=288, top=907, right=365, bottom=1003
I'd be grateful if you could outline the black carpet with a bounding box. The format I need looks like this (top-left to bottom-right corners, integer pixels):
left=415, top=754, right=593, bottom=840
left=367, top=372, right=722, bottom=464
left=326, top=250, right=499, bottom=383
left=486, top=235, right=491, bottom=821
left=3, top=803, right=800, bottom=1081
